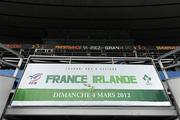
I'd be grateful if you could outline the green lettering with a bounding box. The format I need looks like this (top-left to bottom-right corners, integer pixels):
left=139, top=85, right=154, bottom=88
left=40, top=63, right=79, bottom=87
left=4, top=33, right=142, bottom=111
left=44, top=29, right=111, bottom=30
left=54, top=75, right=60, bottom=83
left=46, top=75, right=53, bottom=83
left=75, top=75, right=82, bottom=83
left=67, top=75, right=75, bottom=83
left=123, top=76, right=130, bottom=83
left=109, top=76, right=117, bottom=83
left=93, top=75, right=103, bottom=83
left=116, top=76, right=123, bottom=83
left=46, top=75, right=60, bottom=83
left=60, top=75, right=67, bottom=83
left=81, top=75, right=88, bottom=83
left=130, top=76, right=137, bottom=83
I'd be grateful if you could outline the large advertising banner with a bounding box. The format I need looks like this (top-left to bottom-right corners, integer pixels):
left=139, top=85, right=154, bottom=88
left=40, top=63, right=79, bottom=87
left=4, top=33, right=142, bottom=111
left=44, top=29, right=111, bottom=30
left=12, top=64, right=171, bottom=106
left=0, top=75, right=15, bottom=118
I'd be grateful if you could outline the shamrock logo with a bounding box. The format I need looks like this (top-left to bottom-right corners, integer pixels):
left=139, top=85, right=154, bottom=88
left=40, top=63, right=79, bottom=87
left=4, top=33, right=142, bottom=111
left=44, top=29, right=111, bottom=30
left=143, top=74, right=152, bottom=85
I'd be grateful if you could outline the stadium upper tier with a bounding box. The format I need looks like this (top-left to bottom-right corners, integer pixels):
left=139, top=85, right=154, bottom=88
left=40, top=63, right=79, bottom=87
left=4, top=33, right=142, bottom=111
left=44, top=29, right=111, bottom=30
left=0, top=43, right=180, bottom=59
left=1, top=0, right=180, bottom=40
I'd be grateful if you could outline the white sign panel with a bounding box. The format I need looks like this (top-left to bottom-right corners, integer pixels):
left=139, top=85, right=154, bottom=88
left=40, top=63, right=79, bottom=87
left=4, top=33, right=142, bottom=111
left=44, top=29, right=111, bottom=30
left=12, top=64, right=170, bottom=106
left=0, top=75, right=15, bottom=118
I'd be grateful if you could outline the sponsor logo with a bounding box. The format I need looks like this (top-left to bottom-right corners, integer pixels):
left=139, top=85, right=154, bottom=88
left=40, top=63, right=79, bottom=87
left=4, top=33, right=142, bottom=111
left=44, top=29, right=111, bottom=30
left=28, top=73, right=43, bottom=85
left=143, top=74, right=152, bottom=85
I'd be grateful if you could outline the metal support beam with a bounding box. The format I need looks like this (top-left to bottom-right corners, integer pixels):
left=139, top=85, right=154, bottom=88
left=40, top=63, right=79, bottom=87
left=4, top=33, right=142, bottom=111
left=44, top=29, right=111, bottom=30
left=0, top=43, right=23, bottom=58
left=0, top=59, right=18, bottom=68
left=13, top=58, right=23, bottom=77
left=157, top=47, right=180, bottom=60
left=5, top=107, right=177, bottom=116
left=158, top=60, right=169, bottom=79
left=164, top=63, right=180, bottom=70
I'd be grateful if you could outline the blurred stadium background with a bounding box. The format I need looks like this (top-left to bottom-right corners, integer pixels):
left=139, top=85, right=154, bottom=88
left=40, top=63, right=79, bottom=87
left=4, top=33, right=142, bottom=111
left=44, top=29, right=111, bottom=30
left=1, top=0, right=180, bottom=120
left=1, top=0, right=180, bottom=82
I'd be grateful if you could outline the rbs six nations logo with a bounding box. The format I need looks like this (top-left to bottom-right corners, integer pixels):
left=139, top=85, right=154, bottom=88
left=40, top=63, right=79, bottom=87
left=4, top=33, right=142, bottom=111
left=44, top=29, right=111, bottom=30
left=28, top=73, right=43, bottom=85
